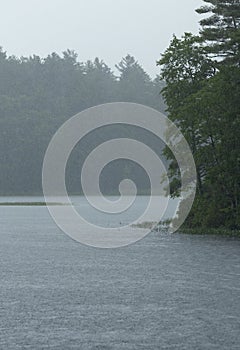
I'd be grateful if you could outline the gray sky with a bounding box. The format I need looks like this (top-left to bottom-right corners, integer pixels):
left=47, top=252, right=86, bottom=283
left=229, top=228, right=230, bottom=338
left=1, top=0, right=204, bottom=77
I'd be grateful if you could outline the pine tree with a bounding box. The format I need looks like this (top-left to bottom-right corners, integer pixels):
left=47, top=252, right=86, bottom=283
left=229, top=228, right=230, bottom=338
left=157, top=6, right=240, bottom=229
left=196, top=0, right=240, bottom=65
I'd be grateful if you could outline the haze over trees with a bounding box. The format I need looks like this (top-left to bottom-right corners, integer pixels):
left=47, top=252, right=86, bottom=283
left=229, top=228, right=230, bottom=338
left=1, top=0, right=239, bottom=232
left=0, top=51, right=165, bottom=195
left=158, top=0, right=240, bottom=230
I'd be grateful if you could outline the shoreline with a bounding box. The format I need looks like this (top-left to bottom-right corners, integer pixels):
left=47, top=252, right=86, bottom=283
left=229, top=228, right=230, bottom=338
left=177, top=227, right=240, bottom=238
left=0, top=202, right=66, bottom=206
left=134, top=222, right=240, bottom=237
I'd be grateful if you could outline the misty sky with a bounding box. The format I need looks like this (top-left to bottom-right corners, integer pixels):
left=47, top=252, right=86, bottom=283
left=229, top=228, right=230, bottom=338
left=1, top=0, right=205, bottom=77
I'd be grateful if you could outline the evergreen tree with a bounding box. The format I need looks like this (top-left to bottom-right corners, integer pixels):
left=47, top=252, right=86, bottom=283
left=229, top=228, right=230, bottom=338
left=157, top=3, right=240, bottom=229
left=196, top=0, right=240, bottom=65
left=0, top=49, right=164, bottom=195
left=116, top=54, right=152, bottom=105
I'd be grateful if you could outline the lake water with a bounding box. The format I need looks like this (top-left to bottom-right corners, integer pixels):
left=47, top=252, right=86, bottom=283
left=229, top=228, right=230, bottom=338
left=0, top=197, right=240, bottom=349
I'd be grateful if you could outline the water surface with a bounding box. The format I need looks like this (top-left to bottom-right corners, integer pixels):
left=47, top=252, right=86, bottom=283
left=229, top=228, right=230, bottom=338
left=0, top=197, right=240, bottom=349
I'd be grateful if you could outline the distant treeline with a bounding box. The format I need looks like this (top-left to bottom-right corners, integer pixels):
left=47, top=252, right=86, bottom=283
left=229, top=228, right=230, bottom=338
left=158, top=0, right=240, bottom=230
left=0, top=51, right=165, bottom=195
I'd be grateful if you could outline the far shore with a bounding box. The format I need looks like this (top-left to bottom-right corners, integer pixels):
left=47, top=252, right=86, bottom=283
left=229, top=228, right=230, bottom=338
left=0, top=202, right=67, bottom=206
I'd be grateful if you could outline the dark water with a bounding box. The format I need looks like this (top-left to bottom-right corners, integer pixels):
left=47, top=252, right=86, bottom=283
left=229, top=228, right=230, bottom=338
left=0, top=203, right=240, bottom=349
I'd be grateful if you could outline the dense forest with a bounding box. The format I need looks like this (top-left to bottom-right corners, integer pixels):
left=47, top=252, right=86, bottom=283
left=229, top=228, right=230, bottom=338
left=1, top=0, right=239, bottom=232
left=0, top=52, right=165, bottom=195
left=158, top=0, right=240, bottom=230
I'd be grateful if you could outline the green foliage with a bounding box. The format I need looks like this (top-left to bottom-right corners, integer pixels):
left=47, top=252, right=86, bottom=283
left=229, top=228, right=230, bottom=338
left=196, top=0, right=240, bottom=65
left=157, top=1, right=240, bottom=230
